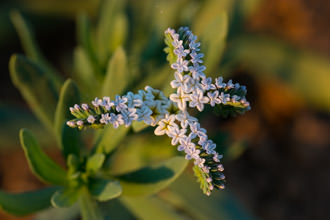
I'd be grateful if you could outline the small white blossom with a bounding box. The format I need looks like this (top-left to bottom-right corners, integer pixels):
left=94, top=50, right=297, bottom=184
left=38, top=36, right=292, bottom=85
left=218, top=92, right=230, bottom=104
left=201, top=77, right=216, bottom=91
left=189, top=90, right=209, bottom=111
left=100, top=113, right=111, bottom=124
left=109, top=113, right=124, bottom=128
left=154, top=114, right=177, bottom=136
left=92, top=97, right=102, bottom=107
left=171, top=58, right=189, bottom=73
left=207, top=90, right=221, bottom=107
left=170, top=90, right=190, bottom=110
left=168, top=127, right=187, bottom=145
left=87, top=115, right=95, bottom=124
left=114, top=95, right=128, bottom=112
left=215, top=77, right=226, bottom=89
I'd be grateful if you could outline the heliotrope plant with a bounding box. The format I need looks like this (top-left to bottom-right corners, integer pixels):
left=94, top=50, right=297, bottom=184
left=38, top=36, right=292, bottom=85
left=67, top=27, right=250, bottom=196
left=1, top=25, right=249, bottom=219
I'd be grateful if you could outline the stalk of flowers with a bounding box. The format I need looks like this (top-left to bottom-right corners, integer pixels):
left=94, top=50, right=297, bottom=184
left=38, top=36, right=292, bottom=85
left=67, top=86, right=226, bottom=195
left=164, top=27, right=250, bottom=113
left=66, top=86, right=171, bottom=130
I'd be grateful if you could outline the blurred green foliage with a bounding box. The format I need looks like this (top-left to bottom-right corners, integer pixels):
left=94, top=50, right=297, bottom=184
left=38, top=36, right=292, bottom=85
left=1, top=0, right=329, bottom=219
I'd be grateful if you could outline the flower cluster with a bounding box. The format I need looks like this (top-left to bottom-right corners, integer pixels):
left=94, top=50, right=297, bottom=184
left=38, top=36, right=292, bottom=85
left=67, top=27, right=250, bottom=196
left=165, top=27, right=250, bottom=113
left=67, top=86, right=173, bottom=129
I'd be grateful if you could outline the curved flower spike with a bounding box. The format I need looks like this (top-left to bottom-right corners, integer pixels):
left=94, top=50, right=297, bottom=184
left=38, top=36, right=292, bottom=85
left=67, top=27, right=251, bottom=196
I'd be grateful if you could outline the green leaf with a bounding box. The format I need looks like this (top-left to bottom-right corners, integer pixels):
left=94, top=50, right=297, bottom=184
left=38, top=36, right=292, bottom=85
left=96, top=0, right=126, bottom=66
left=115, top=157, right=188, bottom=197
left=0, top=187, right=59, bottom=216
left=102, top=47, right=128, bottom=98
left=77, top=14, right=101, bottom=79
left=54, top=79, right=81, bottom=157
left=131, top=121, right=149, bottom=133
left=9, top=54, right=59, bottom=131
left=86, top=153, right=105, bottom=173
left=10, top=10, right=62, bottom=90
left=73, top=47, right=100, bottom=100
left=94, top=126, right=129, bottom=154
left=89, top=179, right=122, bottom=202
left=51, top=187, right=81, bottom=208
left=35, top=203, right=80, bottom=220
left=19, top=128, right=67, bottom=185
left=196, top=12, right=228, bottom=75
left=120, top=196, right=186, bottom=220
left=79, top=188, right=103, bottom=220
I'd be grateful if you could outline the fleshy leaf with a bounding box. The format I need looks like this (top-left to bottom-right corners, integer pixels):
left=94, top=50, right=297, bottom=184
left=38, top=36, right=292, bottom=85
left=131, top=121, right=149, bottom=132
left=120, top=196, right=185, bottom=220
left=102, top=47, right=128, bottom=98
left=9, top=54, right=59, bottom=131
left=86, top=153, right=105, bottom=173
left=94, top=126, right=129, bottom=154
left=89, top=179, right=122, bottom=201
left=96, top=0, right=126, bottom=66
left=0, top=187, right=59, bottom=216
left=19, top=128, right=67, bottom=186
left=10, top=10, right=62, bottom=90
left=115, top=157, right=188, bottom=197
left=54, top=79, right=81, bottom=158
left=51, top=187, right=81, bottom=208
left=79, top=188, right=103, bottom=220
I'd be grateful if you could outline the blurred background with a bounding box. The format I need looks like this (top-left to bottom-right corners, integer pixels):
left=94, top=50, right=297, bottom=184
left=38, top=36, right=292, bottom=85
left=0, top=0, right=329, bottom=219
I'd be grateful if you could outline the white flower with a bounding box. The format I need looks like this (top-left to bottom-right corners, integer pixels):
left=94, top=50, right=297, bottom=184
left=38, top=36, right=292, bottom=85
left=169, top=90, right=190, bottom=110
left=66, top=121, right=76, bottom=128
left=218, top=92, right=230, bottom=104
left=177, top=136, right=193, bottom=152
left=114, top=95, right=128, bottom=112
left=172, top=38, right=183, bottom=48
left=207, top=90, right=221, bottom=106
left=213, top=152, right=223, bottom=163
left=121, top=108, right=138, bottom=127
left=190, top=51, right=204, bottom=64
left=186, top=147, right=200, bottom=160
left=168, top=127, right=187, bottom=145
left=175, top=111, right=197, bottom=128
left=174, top=46, right=190, bottom=58
left=109, top=113, right=124, bottom=128
left=81, top=104, right=89, bottom=111
left=92, top=97, right=102, bottom=107
left=189, top=38, right=200, bottom=52
left=101, top=97, right=114, bottom=110
left=231, top=95, right=240, bottom=103
left=189, top=90, right=209, bottom=111
left=194, top=157, right=205, bottom=168
left=189, top=65, right=206, bottom=80
left=136, top=105, right=153, bottom=124
left=170, top=72, right=191, bottom=90
left=226, top=79, right=234, bottom=89
left=100, top=113, right=110, bottom=124
left=201, top=77, right=216, bottom=91
left=125, top=92, right=143, bottom=108
left=154, top=114, right=177, bottom=136
left=77, top=120, right=84, bottom=126
left=202, top=140, right=216, bottom=154
left=171, top=58, right=189, bottom=73
left=215, top=77, right=226, bottom=89
left=189, top=122, right=207, bottom=140
left=87, top=115, right=95, bottom=124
